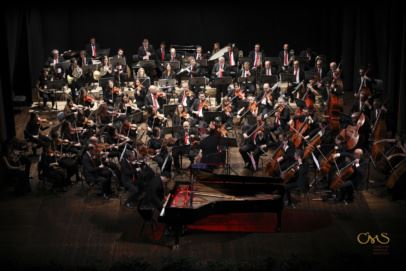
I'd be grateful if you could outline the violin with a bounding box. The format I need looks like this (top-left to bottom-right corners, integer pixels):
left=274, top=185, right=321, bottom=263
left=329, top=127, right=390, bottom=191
left=113, top=86, right=121, bottom=95
left=235, top=87, right=245, bottom=99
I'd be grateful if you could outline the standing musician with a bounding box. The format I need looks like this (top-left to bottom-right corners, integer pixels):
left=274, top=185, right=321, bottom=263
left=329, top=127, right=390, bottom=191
left=211, top=56, right=230, bottom=105
left=223, top=44, right=238, bottom=75
left=195, top=45, right=206, bottom=61
left=172, top=121, right=200, bottom=171
left=138, top=38, right=155, bottom=61
left=248, top=43, right=265, bottom=71
left=37, top=68, right=57, bottom=109
left=85, top=36, right=100, bottom=59
left=279, top=43, right=293, bottom=71
left=156, top=41, right=168, bottom=75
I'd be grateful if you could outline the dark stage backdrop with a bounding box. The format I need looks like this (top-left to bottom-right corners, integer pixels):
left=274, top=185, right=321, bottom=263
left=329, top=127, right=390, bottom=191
left=1, top=1, right=406, bottom=141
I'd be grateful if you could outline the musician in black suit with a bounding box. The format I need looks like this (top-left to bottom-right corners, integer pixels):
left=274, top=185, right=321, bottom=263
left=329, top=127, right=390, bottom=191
left=354, top=67, right=373, bottom=96
left=111, top=48, right=127, bottom=68
left=144, top=85, right=166, bottom=114
left=261, top=60, right=278, bottom=77
left=172, top=121, right=199, bottom=171
left=311, top=58, right=327, bottom=80
left=289, top=60, right=305, bottom=84
left=199, top=128, right=223, bottom=165
left=120, top=151, right=140, bottom=208
left=284, top=149, right=309, bottom=206
left=78, top=50, right=91, bottom=68
left=188, top=57, right=201, bottom=78
left=279, top=43, right=293, bottom=71
left=370, top=98, right=387, bottom=129
left=256, top=83, right=274, bottom=115
left=85, top=37, right=100, bottom=59
left=194, top=45, right=206, bottom=61
left=156, top=41, right=167, bottom=76
left=338, top=149, right=366, bottom=203
left=36, top=68, right=56, bottom=109
left=211, top=57, right=230, bottom=104
left=137, top=38, right=155, bottom=60
left=82, top=144, right=112, bottom=199
left=238, top=61, right=256, bottom=94
left=47, top=49, right=64, bottom=67
left=299, top=48, right=317, bottom=71
left=168, top=47, right=180, bottom=62
left=223, top=44, right=238, bottom=75
left=248, top=43, right=265, bottom=69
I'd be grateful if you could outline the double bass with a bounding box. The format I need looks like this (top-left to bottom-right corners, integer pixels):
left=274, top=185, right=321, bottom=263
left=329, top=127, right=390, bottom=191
left=330, top=160, right=357, bottom=190
left=265, top=146, right=285, bottom=176
left=339, top=112, right=365, bottom=150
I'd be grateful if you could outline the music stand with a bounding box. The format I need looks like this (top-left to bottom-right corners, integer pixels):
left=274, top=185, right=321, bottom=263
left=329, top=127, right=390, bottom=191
left=305, top=71, right=316, bottom=81
left=220, top=137, right=238, bottom=175
left=280, top=73, right=295, bottom=83
left=164, top=61, right=181, bottom=71
left=158, top=79, right=176, bottom=92
left=214, top=76, right=233, bottom=87
left=239, top=57, right=250, bottom=65
left=58, top=61, right=71, bottom=73
left=237, top=75, right=255, bottom=84
left=97, top=48, right=110, bottom=57
left=163, top=126, right=174, bottom=135
left=130, top=110, right=144, bottom=123
left=196, top=59, right=207, bottom=67
left=163, top=104, right=178, bottom=118
left=99, top=76, right=115, bottom=90
left=189, top=77, right=207, bottom=92
left=139, top=60, right=156, bottom=68
left=262, top=75, right=278, bottom=85
left=269, top=57, right=282, bottom=67
left=203, top=111, right=226, bottom=123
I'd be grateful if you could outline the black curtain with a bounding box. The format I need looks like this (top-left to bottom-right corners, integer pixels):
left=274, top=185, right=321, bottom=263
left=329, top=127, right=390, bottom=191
left=2, top=1, right=406, bottom=138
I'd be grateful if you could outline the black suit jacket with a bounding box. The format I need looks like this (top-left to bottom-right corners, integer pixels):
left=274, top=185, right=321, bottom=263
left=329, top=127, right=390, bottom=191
left=211, top=63, right=230, bottom=78
left=138, top=45, right=155, bottom=59
left=311, top=67, right=327, bottom=80
left=289, top=68, right=305, bottom=83
left=78, top=56, right=92, bottom=67
left=144, top=93, right=165, bottom=110
left=279, top=50, right=292, bottom=66
left=248, top=51, right=265, bottom=66
left=156, top=48, right=167, bottom=63
left=223, top=51, right=238, bottom=66
left=85, top=43, right=101, bottom=58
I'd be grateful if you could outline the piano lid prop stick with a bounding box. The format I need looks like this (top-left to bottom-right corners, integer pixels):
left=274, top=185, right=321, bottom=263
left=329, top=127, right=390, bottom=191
left=160, top=193, right=171, bottom=217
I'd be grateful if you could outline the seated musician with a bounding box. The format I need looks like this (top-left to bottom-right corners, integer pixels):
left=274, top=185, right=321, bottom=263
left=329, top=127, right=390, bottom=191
left=78, top=50, right=91, bottom=68
left=118, top=94, right=135, bottom=116
left=173, top=104, right=191, bottom=127
left=99, top=56, right=113, bottom=78
left=136, top=68, right=151, bottom=88
left=103, top=80, right=119, bottom=105
left=256, top=83, right=274, bottom=116
left=275, top=133, right=296, bottom=172
left=37, top=68, right=56, bottom=109
left=161, top=63, right=176, bottom=79
left=97, top=103, right=113, bottom=126
left=119, top=118, right=138, bottom=140
left=133, top=78, right=147, bottom=108
left=67, top=58, right=83, bottom=102
left=191, top=92, right=209, bottom=127
left=339, top=148, right=366, bottom=203
left=144, top=85, right=166, bottom=114
left=79, top=88, right=94, bottom=108
left=271, top=97, right=291, bottom=132
left=47, top=49, right=63, bottom=66
left=239, top=116, right=269, bottom=170
left=38, top=144, right=69, bottom=192
left=188, top=58, right=202, bottom=94
left=194, top=45, right=206, bottom=61
left=113, top=62, right=126, bottom=86
left=168, top=47, right=180, bottom=62
left=1, top=139, right=32, bottom=194
left=173, top=121, right=200, bottom=171
left=261, top=60, right=278, bottom=80
left=82, top=144, right=112, bottom=199
left=370, top=98, right=387, bottom=130
left=120, top=150, right=141, bottom=208
left=284, top=150, right=309, bottom=207
left=312, top=58, right=327, bottom=81
left=218, top=96, right=233, bottom=130
left=351, top=89, right=372, bottom=116
left=211, top=56, right=230, bottom=105
left=178, top=82, right=195, bottom=109
left=289, top=60, right=305, bottom=85
left=24, top=112, right=52, bottom=153
left=239, top=61, right=256, bottom=94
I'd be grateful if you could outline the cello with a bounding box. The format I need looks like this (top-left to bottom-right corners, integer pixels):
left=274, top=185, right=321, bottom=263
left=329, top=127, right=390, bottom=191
left=330, top=160, right=358, bottom=190
left=339, top=112, right=365, bottom=150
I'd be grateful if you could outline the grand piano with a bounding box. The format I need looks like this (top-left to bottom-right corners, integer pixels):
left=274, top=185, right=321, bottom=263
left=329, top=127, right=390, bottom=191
left=158, top=169, right=285, bottom=246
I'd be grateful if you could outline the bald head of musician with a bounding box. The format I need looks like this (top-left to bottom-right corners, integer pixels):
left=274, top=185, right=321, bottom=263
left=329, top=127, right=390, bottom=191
left=293, top=60, right=300, bottom=70
left=170, top=48, right=176, bottom=57
left=354, top=148, right=363, bottom=159
left=89, top=136, right=98, bottom=145
left=87, top=143, right=96, bottom=154
left=108, top=80, right=114, bottom=89
left=330, top=62, right=337, bottom=72
left=183, top=121, right=190, bottom=130
left=149, top=85, right=158, bottom=95
left=218, top=56, right=225, bottom=65
left=181, top=81, right=189, bottom=91
left=277, top=97, right=286, bottom=107
left=264, top=60, right=272, bottom=69
left=283, top=43, right=289, bottom=52
left=142, top=38, right=149, bottom=49
left=52, top=49, right=59, bottom=59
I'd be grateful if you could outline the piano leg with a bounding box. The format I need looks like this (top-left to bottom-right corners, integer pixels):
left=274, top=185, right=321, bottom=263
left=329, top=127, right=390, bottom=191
left=172, top=224, right=182, bottom=249
left=276, top=211, right=282, bottom=232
